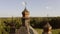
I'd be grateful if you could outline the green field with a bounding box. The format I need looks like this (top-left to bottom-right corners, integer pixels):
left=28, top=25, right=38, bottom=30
left=35, top=29, right=60, bottom=34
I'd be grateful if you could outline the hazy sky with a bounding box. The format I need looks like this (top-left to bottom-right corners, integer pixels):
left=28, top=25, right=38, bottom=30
left=0, top=0, right=60, bottom=17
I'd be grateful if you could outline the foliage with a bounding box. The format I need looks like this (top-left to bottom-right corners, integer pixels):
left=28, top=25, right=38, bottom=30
left=0, top=17, right=60, bottom=34
left=35, top=29, right=60, bottom=34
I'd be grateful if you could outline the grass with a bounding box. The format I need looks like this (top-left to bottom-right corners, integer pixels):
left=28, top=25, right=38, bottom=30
left=0, top=28, right=60, bottom=34
left=35, top=29, right=43, bottom=34
left=52, top=29, right=60, bottom=34
left=35, top=29, right=60, bottom=34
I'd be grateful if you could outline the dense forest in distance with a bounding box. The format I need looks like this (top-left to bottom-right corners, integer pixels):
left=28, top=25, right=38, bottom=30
left=0, top=17, right=60, bottom=29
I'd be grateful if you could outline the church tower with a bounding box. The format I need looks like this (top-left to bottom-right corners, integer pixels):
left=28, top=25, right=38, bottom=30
left=42, top=22, right=52, bottom=34
left=16, top=1, right=38, bottom=34
left=21, top=8, right=30, bottom=34
left=22, top=8, right=30, bottom=26
left=42, top=15, right=52, bottom=34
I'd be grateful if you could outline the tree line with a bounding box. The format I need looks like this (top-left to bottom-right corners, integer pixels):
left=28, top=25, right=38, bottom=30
left=0, top=17, right=60, bottom=34
left=0, top=17, right=60, bottom=29
left=30, top=17, right=60, bottom=29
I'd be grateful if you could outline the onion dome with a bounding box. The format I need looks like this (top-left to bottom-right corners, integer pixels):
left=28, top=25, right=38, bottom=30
left=44, top=22, right=51, bottom=28
left=22, top=8, right=29, bottom=17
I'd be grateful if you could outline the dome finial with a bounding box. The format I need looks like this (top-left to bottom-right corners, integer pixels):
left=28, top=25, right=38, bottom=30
left=22, top=1, right=27, bottom=8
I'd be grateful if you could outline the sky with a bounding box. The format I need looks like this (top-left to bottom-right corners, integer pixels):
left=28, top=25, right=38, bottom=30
left=0, top=0, right=60, bottom=17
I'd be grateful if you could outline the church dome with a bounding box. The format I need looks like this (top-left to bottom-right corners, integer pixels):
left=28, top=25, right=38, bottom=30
left=44, top=22, right=52, bottom=28
left=22, top=8, right=29, bottom=17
